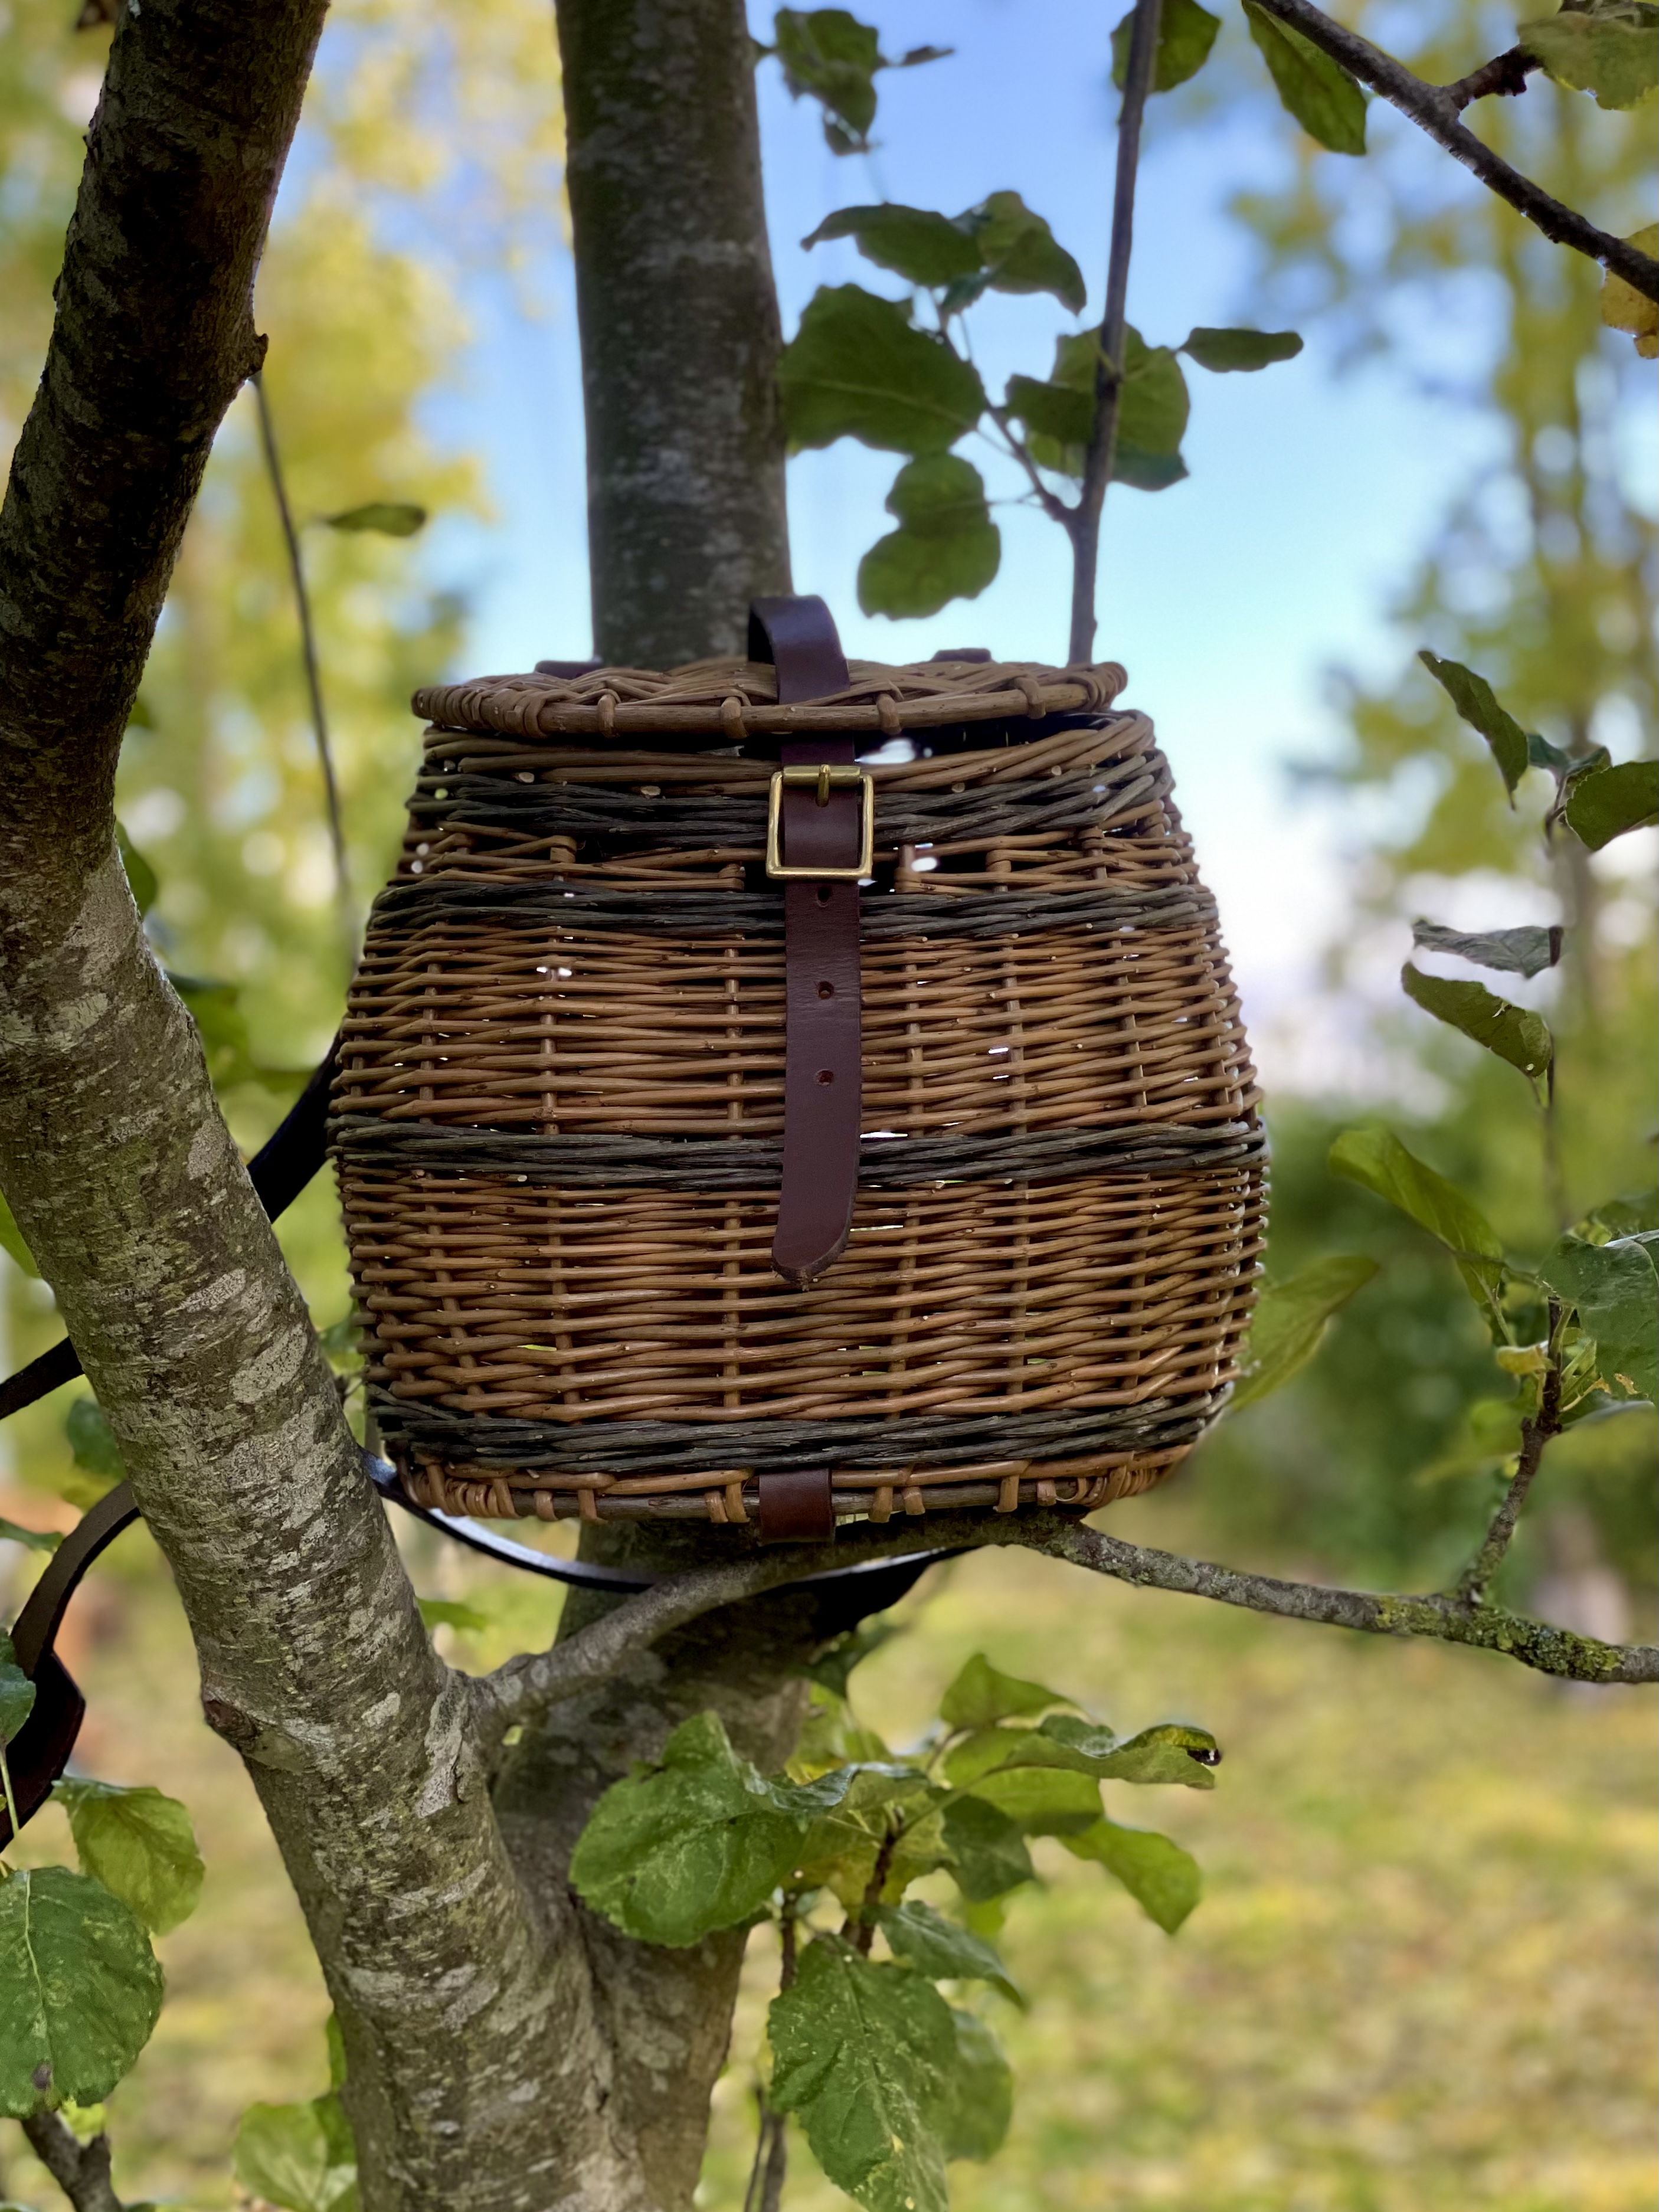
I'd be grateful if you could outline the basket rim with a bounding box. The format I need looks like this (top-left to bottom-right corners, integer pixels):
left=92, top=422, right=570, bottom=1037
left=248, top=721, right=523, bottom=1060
left=412, top=653, right=1128, bottom=741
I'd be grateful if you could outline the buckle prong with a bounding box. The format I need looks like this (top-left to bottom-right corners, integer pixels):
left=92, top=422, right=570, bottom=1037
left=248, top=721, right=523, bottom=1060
left=766, top=766, right=875, bottom=881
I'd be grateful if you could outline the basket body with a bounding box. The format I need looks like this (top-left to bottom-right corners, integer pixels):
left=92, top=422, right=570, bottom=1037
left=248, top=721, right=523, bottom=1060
left=333, top=655, right=1264, bottom=1524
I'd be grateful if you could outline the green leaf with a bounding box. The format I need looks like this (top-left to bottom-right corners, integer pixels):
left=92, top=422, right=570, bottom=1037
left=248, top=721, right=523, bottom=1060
left=65, top=1399, right=123, bottom=1485
left=1417, top=652, right=1531, bottom=798
left=769, top=1934, right=955, bottom=2212
left=956, top=191, right=1087, bottom=312
left=52, top=1781, right=204, bottom=1936
left=568, top=1712, right=843, bottom=1945
left=1401, top=964, right=1553, bottom=1082
left=326, top=2011, right=348, bottom=2092
left=1244, top=0, right=1367, bottom=150
left=1410, top=920, right=1562, bottom=978
left=0, top=1518, right=61, bottom=1556
left=1328, top=1126, right=1507, bottom=1317
left=941, top=1793, right=1036, bottom=1902
left=415, top=1596, right=492, bottom=1635
left=1542, top=1234, right=1659, bottom=1404
left=0, top=1193, right=38, bottom=1279
left=322, top=502, right=426, bottom=538
left=1118, top=328, right=1190, bottom=454
left=778, top=284, right=986, bottom=456
left=115, top=824, right=159, bottom=918
left=234, top=2098, right=358, bottom=2212
left=858, top=454, right=1000, bottom=618
left=795, top=1766, right=945, bottom=1909
left=1517, top=1, right=1658, bottom=109
left=169, top=973, right=305, bottom=1095
left=1065, top=1719, right=1223, bottom=1788
left=805, top=1619, right=901, bottom=1703
left=1601, top=223, right=1659, bottom=356
left=1180, top=325, right=1303, bottom=371
left=1, top=1641, right=37, bottom=1748
left=1062, top=1818, right=1202, bottom=1932
left=960, top=1763, right=1102, bottom=1835
left=935, top=2007, right=1013, bottom=2163
left=874, top=1900, right=1022, bottom=2005
left=1231, top=1253, right=1380, bottom=1410
left=1111, top=0, right=1222, bottom=90
left=773, top=7, right=882, bottom=150
left=1582, top=1189, right=1659, bottom=1239
left=1004, top=371, right=1095, bottom=450
left=0, top=1867, right=164, bottom=2115
left=1563, top=758, right=1659, bottom=849
left=803, top=204, right=983, bottom=287
left=940, top=1653, right=1069, bottom=1730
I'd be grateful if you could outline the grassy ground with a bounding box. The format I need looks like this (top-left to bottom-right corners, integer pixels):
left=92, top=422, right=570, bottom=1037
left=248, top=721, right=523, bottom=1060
left=1, top=1504, right=1654, bottom=2211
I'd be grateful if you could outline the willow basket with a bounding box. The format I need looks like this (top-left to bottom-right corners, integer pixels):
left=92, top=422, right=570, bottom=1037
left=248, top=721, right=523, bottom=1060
left=332, top=648, right=1265, bottom=1527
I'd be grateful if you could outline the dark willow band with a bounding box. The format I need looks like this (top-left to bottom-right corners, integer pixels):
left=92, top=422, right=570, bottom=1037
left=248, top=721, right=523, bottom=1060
left=365, top=876, right=1218, bottom=943
left=372, top=1390, right=1224, bottom=1478
left=332, top=1114, right=1266, bottom=1191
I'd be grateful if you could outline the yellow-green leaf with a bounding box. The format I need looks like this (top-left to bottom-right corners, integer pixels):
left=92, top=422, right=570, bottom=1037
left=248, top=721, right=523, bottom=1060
left=1231, top=1254, right=1379, bottom=1409
left=53, top=1780, right=204, bottom=1936
left=1401, top=963, right=1553, bottom=1081
left=1328, top=1127, right=1506, bottom=1318
left=1062, top=1818, right=1202, bottom=1932
left=1600, top=225, right=1659, bottom=355
left=1518, top=1, right=1658, bottom=109
left=1563, top=757, right=1659, bottom=849
left=1244, top=1, right=1367, bottom=152
left=1111, top=0, right=1222, bottom=91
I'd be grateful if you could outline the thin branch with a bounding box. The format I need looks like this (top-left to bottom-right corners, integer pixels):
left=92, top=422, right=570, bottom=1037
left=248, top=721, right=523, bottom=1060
left=471, top=1501, right=1658, bottom=1749
left=19, top=2111, right=127, bottom=2212
left=1442, top=45, right=1541, bottom=112
left=1069, top=0, right=1162, bottom=666
left=1458, top=1304, right=1562, bottom=1602
left=1248, top=0, right=1659, bottom=305
left=981, top=409, right=1073, bottom=526
left=250, top=372, right=352, bottom=931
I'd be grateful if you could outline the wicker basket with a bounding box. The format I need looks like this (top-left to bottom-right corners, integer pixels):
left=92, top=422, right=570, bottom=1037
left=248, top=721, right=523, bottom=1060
left=332, top=623, right=1264, bottom=1530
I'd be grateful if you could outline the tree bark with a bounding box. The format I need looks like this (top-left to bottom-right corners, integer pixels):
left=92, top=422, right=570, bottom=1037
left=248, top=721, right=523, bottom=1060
left=555, top=0, right=793, bottom=666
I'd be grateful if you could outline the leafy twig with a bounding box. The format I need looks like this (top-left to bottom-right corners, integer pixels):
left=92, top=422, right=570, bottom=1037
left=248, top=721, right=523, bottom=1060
left=19, top=2109, right=127, bottom=2212
left=845, top=1825, right=898, bottom=1955
left=1458, top=1302, right=1563, bottom=1603
left=1068, top=0, right=1162, bottom=665
left=250, top=372, right=351, bottom=931
left=1246, top=0, right=1659, bottom=304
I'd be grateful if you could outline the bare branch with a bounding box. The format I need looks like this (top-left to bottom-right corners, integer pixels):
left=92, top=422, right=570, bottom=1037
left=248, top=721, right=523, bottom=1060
left=20, top=2111, right=126, bottom=2212
left=1442, top=45, right=1542, bottom=113
left=1070, top=0, right=1162, bottom=665
left=1248, top=0, right=1659, bottom=305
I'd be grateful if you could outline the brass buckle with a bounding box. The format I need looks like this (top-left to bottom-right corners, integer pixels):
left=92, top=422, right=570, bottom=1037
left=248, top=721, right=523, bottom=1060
left=765, top=765, right=875, bottom=881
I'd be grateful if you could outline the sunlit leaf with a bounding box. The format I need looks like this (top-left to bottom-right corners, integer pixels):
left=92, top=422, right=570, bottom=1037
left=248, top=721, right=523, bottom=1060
left=1518, top=1, right=1658, bottom=109
left=875, top=1900, right=1023, bottom=2005
left=1111, top=0, right=1223, bottom=90
left=1562, top=758, right=1659, bottom=849
left=1058, top=1718, right=1222, bottom=1788
left=802, top=204, right=983, bottom=286
left=234, top=2096, right=358, bottom=2212
left=960, top=1763, right=1103, bottom=1835
left=778, top=284, right=986, bottom=455
left=769, top=1934, right=955, bottom=2212
left=1401, top=964, right=1553, bottom=1081
left=1062, top=1818, right=1202, bottom=1932
left=115, top=823, right=159, bottom=918
left=1231, top=1253, right=1380, bottom=1409
left=1328, top=1126, right=1506, bottom=1318
left=53, top=1780, right=204, bottom=1936
left=415, top=1596, right=492, bottom=1634
left=1600, top=225, right=1659, bottom=355
left=0, top=1193, right=38, bottom=1279
left=1180, top=325, right=1303, bottom=371
left=935, top=2007, right=1013, bottom=2163
left=939, top=1653, right=1069, bottom=1730
left=794, top=1766, right=944, bottom=1909
left=858, top=454, right=1000, bottom=617
left=0, top=1868, right=163, bottom=2116
left=322, top=502, right=427, bottom=537
left=1542, top=1233, right=1659, bottom=1404
left=1243, top=1, right=1367, bottom=152
left=1417, top=652, right=1531, bottom=797
left=1410, top=920, right=1562, bottom=978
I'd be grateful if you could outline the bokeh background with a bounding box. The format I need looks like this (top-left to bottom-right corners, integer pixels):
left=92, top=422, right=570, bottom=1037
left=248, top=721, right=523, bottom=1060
left=1, top=0, right=1654, bottom=2205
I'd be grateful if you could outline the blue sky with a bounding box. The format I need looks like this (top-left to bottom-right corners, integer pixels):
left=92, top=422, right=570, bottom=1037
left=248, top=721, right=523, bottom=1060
left=421, top=1, right=1506, bottom=1080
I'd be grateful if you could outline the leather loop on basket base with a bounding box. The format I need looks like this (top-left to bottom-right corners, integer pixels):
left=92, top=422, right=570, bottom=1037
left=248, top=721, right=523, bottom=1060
left=748, top=595, right=850, bottom=702
left=773, top=737, right=863, bottom=1285
left=755, top=1467, right=836, bottom=1543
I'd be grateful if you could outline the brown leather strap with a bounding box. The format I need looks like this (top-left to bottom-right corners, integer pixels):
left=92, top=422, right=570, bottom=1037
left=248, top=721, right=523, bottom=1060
left=753, top=1465, right=838, bottom=1545
left=748, top=595, right=849, bottom=702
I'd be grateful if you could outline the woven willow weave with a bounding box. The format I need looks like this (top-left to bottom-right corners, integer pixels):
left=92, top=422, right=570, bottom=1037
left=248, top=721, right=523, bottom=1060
left=333, top=653, right=1265, bottom=1525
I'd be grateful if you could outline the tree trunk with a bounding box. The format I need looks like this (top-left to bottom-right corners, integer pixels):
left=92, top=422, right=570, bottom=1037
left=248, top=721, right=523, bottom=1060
left=556, top=0, right=793, bottom=666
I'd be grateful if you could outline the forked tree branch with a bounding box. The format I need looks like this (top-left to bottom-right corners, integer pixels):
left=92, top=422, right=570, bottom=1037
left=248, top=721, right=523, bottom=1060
left=20, top=2110, right=126, bottom=2212
left=1248, top=0, right=1659, bottom=304
left=473, top=1499, right=1658, bottom=1748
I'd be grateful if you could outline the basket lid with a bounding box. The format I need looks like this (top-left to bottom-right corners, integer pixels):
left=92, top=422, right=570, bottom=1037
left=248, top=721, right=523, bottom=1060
left=413, top=651, right=1128, bottom=744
